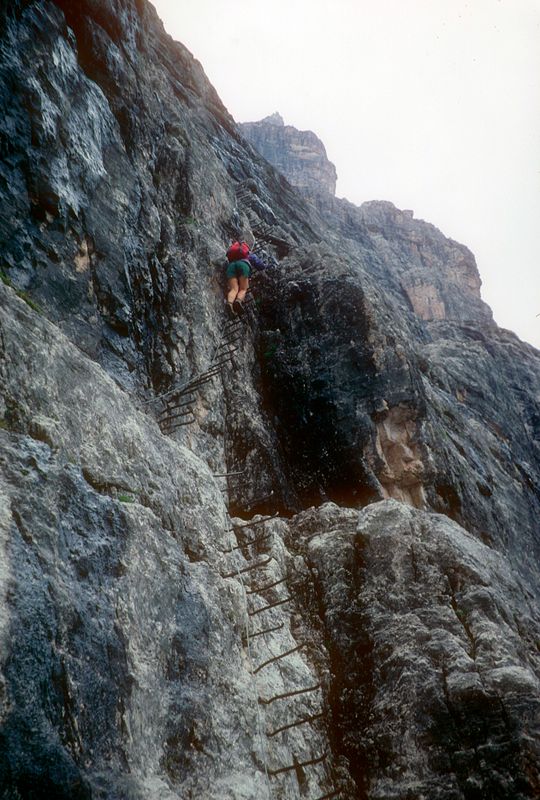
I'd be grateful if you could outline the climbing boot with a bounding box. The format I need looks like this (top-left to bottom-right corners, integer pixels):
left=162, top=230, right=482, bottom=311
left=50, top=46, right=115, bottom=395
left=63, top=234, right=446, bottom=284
left=225, top=301, right=236, bottom=319
left=233, top=299, right=245, bottom=316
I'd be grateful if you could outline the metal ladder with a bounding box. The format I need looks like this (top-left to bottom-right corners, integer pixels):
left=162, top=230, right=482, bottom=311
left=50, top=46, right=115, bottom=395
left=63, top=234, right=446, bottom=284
left=143, top=296, right=255, bottom=434
left=217, top=509, right=345, bottom=799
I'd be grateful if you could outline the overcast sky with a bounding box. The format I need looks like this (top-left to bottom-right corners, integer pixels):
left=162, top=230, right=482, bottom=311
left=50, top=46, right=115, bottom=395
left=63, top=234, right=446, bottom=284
left=151, top=0, right=540, bottom=349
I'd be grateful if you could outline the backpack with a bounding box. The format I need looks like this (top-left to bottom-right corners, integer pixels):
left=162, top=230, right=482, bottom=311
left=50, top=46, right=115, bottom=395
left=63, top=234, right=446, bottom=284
left=247, top=253, right=267, bottom=271
left=227, top=241, right=250, bottom=262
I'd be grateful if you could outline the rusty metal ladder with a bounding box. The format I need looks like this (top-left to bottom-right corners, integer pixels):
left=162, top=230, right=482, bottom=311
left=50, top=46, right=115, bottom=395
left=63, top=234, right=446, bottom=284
left=217, top=509, right=345, bottom=799
left=142, top=297, right=256, bottom=433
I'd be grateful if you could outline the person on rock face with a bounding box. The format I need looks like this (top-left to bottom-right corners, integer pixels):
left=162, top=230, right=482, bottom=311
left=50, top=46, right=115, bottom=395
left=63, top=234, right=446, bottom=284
left=225, top=240, right=251, bottom=318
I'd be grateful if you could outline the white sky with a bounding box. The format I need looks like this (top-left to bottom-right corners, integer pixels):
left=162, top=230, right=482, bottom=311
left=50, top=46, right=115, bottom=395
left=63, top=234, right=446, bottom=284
left=151, top=0, right=540, bottom=349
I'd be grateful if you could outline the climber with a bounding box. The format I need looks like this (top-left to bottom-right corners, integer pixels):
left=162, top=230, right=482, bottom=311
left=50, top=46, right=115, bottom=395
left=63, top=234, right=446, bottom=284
left=225, top=240, right=251, bottom=318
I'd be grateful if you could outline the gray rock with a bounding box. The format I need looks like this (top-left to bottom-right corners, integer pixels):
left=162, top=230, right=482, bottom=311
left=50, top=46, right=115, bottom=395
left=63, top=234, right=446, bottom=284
left=298, top=500, right=540, bottom=799
left=241, top=115, right=338, bottom=196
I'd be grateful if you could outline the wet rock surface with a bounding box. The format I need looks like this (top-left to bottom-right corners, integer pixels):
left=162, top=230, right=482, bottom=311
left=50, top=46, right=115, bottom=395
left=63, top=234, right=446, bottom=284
left=1, top=1, right=539, bottom=798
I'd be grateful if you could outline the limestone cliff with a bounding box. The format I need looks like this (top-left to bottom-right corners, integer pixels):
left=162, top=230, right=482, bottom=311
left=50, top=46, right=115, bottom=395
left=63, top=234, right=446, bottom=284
left=241, top=113, right=338, bottom=196
left=1, top=2, right=539, bottom=799
left=241, top=116, right=492, bottom=327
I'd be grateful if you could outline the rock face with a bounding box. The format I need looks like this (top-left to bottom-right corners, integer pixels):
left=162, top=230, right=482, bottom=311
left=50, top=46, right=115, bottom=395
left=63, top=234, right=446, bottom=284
left=1, top=2, right=539, bottom=799
left=289, top=501, right=540, bottom=799
left=241, top=117, right=491, bottom=326
left=241, top=113, right=338, bottom=196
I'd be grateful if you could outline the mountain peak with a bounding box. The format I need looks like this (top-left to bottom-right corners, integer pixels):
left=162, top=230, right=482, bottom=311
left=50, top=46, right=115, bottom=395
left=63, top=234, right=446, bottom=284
left=241, top=114, right=337, bottom=195
left=260, top=111, right=284, bottom=126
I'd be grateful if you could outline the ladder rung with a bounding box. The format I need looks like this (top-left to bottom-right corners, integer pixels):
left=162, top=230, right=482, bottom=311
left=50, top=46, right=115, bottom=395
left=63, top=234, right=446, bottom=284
left=232, top=513, right=279, bottom=530
left=221, top=557, right=272, bottom=579
left=246, top=577, right=287, bottom=595
left=162, top=395, right=196, bottom=411
left=160, top=407, right=195, bottom=424
left=161, top=415, right=196, bottom=431
left=267, top=750, right=327, bottom=777
left=267, top=711, right=324, bottom=737
left=258, top=683, right=321, bottom=705
left=253, top=642, right=304, bottom=674
left=213, top=470, right=246, bottom=478
left=221, top=530, right=273, bottom=554
left=248, top=622, right=284, bottom=639
left=248, top=596, right=293, bottom=617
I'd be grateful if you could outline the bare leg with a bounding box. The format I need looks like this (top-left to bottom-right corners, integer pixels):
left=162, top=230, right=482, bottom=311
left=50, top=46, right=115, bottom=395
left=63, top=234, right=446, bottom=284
left=237, top=276, right=249, bottom=302
left=227, top=277, right=239, bottom=304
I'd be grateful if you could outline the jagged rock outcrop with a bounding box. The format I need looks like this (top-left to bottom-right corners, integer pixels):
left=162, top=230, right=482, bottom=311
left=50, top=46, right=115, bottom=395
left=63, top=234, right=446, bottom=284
left=1, top=2, right=539, bottom=799
left=288, top=501, right=540, bottom=799
left=241, top=113, right=337, bottom=196
left=241, top=116, right=492, bottom=326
